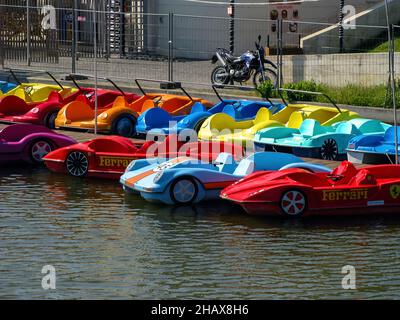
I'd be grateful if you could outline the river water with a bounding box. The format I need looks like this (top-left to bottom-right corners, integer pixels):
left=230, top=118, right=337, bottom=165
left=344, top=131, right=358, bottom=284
left=1, top=166, right=400, bottom=299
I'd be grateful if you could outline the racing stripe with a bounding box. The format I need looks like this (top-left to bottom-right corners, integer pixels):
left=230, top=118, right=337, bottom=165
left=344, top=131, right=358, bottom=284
left=124, top=157, right=191, bottom=187
left=125, top=170, right=155, bottom=187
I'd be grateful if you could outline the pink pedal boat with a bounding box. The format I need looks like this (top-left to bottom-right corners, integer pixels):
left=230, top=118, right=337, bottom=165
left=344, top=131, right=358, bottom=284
left=0, top=124, right=77, bottom=165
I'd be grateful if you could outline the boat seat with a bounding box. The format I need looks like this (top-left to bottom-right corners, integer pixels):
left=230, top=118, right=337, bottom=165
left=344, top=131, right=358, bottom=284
left=191, top=102, right=206, bottom=114
left=112, top=96, right=129, bottom=109
left=349, top=169, right=376, bottom=186
left=335, top=122, right=361, bottom=135
left=299, top=119, right=325, bottom=137
left=222, top=104, right=240, bottom=120
left=214, top=152, right=235, bottom=172
left=141, top=100, right=156, bottom=112
left=253, top=108, right=271, bottom=124
left=13, top=88, right=29, bottom=101
left=233, top=159, right=255, bottom=177
left=76, top=94, right=91, bottom=105
left=330, top=161, right=358, bottom=184
left=384, top=126, right=400, bottom=143
left=286, top=111, right=305, bottom=129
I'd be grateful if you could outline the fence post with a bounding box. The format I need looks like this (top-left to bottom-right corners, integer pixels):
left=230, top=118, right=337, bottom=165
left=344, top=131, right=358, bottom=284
left=26, top=0, right=31, bottom=66
left=168, top=12, right=174, bottom=82
left=120, top=0, right=125, bottom=59
left=93, top=2, right=98, bottom=135
left=71, top=0, right=78, bottom=74
left=0, top=30, right=4, bottom=69
left=277, top=19, right=283, bottom=88
left=339, top=0, right=345, bottom=53
left=390, top=23, right=398, bottom=164
left=229, top=0, right=235, bottom=54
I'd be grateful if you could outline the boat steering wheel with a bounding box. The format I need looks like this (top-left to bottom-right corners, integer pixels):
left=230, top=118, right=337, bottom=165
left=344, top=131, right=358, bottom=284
left=24, top=86, right=34, bottom=95
left=153, top=96, right=163, bottom=106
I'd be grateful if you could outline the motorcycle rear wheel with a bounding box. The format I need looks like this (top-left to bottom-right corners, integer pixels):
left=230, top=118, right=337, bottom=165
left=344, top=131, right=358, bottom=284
left=211, top=66, right=230, bottom=85
left=253, top=68, right=278, bottom=88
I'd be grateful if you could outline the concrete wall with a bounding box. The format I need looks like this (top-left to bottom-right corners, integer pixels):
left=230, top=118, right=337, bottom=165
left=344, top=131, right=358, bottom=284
left=282, top=52, right=399, bottom=86
left=143, top=0, right=383, bottom=59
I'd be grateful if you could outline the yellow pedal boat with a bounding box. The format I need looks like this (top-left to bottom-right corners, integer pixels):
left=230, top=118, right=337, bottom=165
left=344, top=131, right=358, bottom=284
left=197, top=103, right=359, bottom=146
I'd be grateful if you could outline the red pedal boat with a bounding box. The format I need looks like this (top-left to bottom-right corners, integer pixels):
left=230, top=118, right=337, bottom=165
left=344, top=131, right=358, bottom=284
left=44, top=135, right=243, bottom=179
left=221, top=161, right=400, bottom=218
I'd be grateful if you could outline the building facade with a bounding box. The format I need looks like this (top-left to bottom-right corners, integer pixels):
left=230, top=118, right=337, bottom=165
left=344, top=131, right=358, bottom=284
left=0, top=0, right=395, bottom=62
left=143, top=0, right=386, bottom=58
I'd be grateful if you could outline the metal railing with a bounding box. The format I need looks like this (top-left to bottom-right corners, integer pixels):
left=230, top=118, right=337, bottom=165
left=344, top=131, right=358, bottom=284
left=0, top=1, right=397, bottom=97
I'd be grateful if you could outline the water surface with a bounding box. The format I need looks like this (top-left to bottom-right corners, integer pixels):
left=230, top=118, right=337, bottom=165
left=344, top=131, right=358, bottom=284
left=1, top=166, right=400, bottom=299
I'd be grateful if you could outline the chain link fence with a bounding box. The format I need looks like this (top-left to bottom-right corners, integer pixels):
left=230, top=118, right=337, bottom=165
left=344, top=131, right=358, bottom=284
left=0, top=1, right=398, bottom=102
left=394, top=25, right=400, bottom=78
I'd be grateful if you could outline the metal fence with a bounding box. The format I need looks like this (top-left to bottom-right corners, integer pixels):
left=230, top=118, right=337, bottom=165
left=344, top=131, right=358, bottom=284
left=394, top=25, right=400, bottom=78
left=0, top=1, right=398, bottom=95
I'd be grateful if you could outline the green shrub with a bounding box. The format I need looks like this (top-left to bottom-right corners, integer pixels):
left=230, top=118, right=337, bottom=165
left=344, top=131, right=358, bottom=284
left=256, top=80, right=274, bottom=99
left=369, top=38, right=400, bottom=53
left=283, top=80, right=320, bottom=102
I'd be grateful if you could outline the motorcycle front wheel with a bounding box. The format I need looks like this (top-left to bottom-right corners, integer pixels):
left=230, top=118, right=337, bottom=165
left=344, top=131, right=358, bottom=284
left=253, top=69, right=278, bottom=88
left=211, top=66, right=230, bottom=85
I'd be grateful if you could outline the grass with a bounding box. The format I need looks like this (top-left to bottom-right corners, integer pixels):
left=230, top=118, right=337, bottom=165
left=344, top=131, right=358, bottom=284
left=258, top=80, right=400, bottom=108
left=369, top=37, right=400, bottom=53
left=317, top=83, right=399, bottom=108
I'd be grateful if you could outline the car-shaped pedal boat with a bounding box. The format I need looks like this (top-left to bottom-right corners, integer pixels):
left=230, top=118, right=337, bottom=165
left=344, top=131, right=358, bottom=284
left=198, top=103, right=359, bottom=146
left=221, top=160, right=400, bottom=218
left=198, top=88, right=359, bottom=146
left=0, top=80, right=17, bottom=94
left=346, top=126, right=400, bottom=164
left=120, top=152, right=329, bottom=205
left=254, top=118, right=389, bottom=161
left=135, top=85, right=284, bottom=135
left=0, top=70, right=78, bottom=103
left=0, top=124, right=77, bottom=165
left=0, top=75, right=99, bottom=128
left=43, top=134, right=243, bottom=179
left=55, top=79, right=211, bottom=137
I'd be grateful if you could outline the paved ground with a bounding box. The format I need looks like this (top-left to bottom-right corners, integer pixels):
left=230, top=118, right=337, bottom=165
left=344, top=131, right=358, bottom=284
left=2, top=57, right=216, bottom=88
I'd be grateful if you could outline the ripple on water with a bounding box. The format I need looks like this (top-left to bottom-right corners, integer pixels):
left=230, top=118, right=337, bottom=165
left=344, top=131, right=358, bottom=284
left=1, top=167, right=400, bottom=299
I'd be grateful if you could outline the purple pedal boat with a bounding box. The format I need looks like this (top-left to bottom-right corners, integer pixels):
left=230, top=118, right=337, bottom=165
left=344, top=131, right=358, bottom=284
left=0, top=124, right=77, bottom=165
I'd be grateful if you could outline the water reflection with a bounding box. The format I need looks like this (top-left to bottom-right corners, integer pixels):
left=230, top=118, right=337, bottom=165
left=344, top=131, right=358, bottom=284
left=0, top=166, right=400, bottom=299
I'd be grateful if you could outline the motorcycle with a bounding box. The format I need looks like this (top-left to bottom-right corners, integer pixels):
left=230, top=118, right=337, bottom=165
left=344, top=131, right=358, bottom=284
left=211, top=35, right=278, bottom=88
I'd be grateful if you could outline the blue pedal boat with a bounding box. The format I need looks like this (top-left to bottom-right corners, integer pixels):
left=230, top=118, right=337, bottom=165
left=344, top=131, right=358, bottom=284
left=0, top=81, right=17, bottom=94
left=135, top=87, right=284, bottom=135
left=119, top=152, right=330, bottom=205
left=346, top=126, right=400, bottom=164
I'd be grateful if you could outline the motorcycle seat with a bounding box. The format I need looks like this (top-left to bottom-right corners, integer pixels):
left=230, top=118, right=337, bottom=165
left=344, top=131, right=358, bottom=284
left=223, top=52, right=240, bottom=63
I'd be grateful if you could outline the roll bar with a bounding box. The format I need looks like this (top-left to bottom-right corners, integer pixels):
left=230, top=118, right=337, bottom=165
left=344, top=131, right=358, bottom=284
left=212, top=84, right=277, bottom=107
left=134, top=78, right=193, bottom=101
left=8, top=68, right=64, bottom=90
left=275, top=88, right=342, bottom=113
left=8, top=69, right=22, bottom=85
left=67, top=74, right=82, bottom=90
left=69, top=73, right=126, bottom=96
